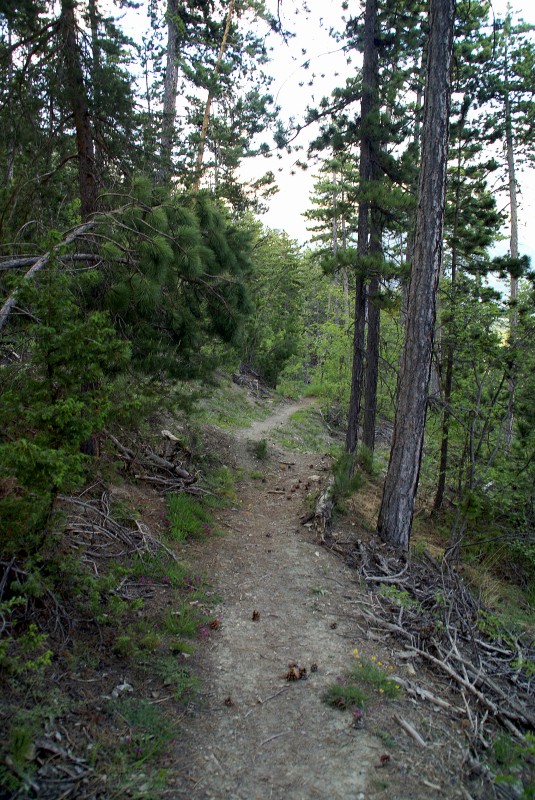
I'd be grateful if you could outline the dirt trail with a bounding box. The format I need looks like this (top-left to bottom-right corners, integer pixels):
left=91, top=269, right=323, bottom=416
left=234, top=396, right=317, bottom=442
left=170, top=400, right=463, bottom=799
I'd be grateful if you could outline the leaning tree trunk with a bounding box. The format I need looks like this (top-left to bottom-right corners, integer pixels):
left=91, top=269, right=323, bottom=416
left=377, top=0, right=455, bottom=550
left=60, top=0, right=98, bottom=219
left=345, top=0, right=378, bottom=458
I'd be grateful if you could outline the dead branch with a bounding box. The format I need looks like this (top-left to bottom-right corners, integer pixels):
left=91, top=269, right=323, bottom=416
left=407, top=646, right=526, bottom=738
left=106, top=431, right=195, bottom=484
left=0, top=222, right=95, bottom=333
left=392, top=675, right=465, bottom=714
left=0, top=253, right=104, bottom=271
left=393, top=714, right=427, bottom=746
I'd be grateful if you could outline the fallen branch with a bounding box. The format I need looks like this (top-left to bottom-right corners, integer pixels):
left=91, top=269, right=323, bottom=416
left=106, top=431, right=194, bottom=483
left=244, top=686, right=290, bottom=718
left=260, top=731, right=287, bottom=746
left=392, top=675, right=465, bottom=714
left=407, top=646, right=526, bottom=739
left=0, top=253, right=103, bottom=271
left=0, top=221, right=95, bottom=333
left=393, top=714, right=427, bottom=746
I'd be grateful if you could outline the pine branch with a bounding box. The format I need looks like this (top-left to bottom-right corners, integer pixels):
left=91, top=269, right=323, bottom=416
left=0, top=222, right=95, bottom=333
left=0, top=254, right=103, bottom=271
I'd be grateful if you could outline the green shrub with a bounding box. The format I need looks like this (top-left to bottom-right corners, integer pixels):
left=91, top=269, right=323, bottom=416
left=167, top=493, right=213, bottom=540
left=253, top=438, right=268, bottom=460
left=0, top=267, right=130, bottom=555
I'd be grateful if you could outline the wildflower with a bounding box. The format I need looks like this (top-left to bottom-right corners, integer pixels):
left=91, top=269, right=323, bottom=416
left=379, top=688, right=385, bottom=694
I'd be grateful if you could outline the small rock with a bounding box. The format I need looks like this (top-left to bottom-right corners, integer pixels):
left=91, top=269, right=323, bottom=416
left=161, top=429, right=180, bottom=441
left=111, top=681, right=133, bottom=698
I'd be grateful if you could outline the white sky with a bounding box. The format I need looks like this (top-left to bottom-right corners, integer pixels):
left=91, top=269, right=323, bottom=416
left=250, top=0, right=535, bottom=262
left=124, top=0, right=535, bottom=260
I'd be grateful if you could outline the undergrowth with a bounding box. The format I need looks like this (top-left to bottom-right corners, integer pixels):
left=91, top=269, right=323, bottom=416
left=271, top=407, right=340, bottom=454
left=190, top=377, right=272, bottom=429
left=325, top=650, right=402, bottom=719
left=0, top=445, right=227, bottom=797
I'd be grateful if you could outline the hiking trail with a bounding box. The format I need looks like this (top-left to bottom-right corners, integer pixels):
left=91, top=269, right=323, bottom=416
left=169, top=398, right=471, bottom=800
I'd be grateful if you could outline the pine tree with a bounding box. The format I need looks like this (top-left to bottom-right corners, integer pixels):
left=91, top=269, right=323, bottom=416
left=377, top=0, right=455, bottom=550
left=476, top=9, right=535, bottom=449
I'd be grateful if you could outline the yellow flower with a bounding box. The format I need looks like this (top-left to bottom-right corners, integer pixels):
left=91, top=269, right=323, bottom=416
left=377, top=661, right=383, bottom=667
left=379, top=688, right=385, bottom=694
left=371, top=656, right=377, bottom=661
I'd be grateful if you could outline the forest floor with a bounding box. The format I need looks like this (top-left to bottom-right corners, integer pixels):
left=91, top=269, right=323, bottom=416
left=3, top=385, right=530, bottom=800
left=165, top=392, right=488, bottom=800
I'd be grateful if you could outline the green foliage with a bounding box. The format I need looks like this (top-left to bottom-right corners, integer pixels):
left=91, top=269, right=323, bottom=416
left=272, top=408, right=339, bottom=454
left=206, top=465, right=239, bottom=502
left=240, top=220, right=305, bottom=385
left=167, top=493, right=214, bottom=541
left=252, top=438, right=268, bottom=460
left=0, top=267, right=130, bottom=554
left=0, top=612, right=52, bottom=677
left=325, top=650, right=401, bottom=714
left=378, top=585, right=422, bottom=611
left=490, top=732, right=535, bottom=799
left=96, top=187, right=254, bottom=380
left=325, top=682, right=368, bottom=711
left=150, top=657, right=200, bottom=702
left=110, top=697, right=173, bottom=765
left=331, top=452, right=365, bottom=508
left=191, top=376, right=271, bottom=429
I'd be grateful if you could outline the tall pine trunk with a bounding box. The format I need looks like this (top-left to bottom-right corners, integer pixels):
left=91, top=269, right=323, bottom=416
left=159, top=0, right=180, bottom=184
left=60, top=0, right=98, bottom=219
left=434, top=103, right=469, bottom=512
left=362, top=208, right=382, bottom=453
left=377, top=0, right=455, bottom=550
left=504, top=80, right=519, bottom=452
left=346, top=0, right=378, bottom=457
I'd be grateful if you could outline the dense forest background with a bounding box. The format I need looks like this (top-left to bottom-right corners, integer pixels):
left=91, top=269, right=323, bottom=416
left=1, top=0, right=535, bottom=793
left=1, top=0, right=534, bottom=568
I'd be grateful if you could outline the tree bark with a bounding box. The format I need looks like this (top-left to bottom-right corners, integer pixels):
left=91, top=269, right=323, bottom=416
left=332, top=179, right=340, bottom=324
left=377, top=0, right=455, bottom=550
left=362, top=209, right=382, bottom=453
left=60, top=0, right=98, bottom=219
left=345, top=0, right=378, bottom=457
left=434, top=101, right=469, bottom=512
left=504, top=46, right=519, bottom=452
left=159, top=0, right=180, bottom=184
